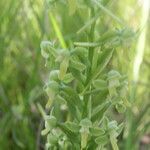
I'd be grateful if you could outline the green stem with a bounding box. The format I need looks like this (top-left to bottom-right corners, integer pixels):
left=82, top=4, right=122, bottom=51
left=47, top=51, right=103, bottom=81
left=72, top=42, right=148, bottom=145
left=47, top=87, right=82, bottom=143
left=83, top=8, right=96, bottom=119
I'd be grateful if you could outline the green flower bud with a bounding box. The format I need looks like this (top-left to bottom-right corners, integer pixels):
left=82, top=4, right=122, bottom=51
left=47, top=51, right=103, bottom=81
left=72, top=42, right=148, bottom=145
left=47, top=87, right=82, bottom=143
left=79, top=118, right=92, bottom=149
left=40, top=41, right=54, bottom=59
left=56, top=49, right=70, bottom=62
left=108, top=70, right=121, bottom=80
left=119, top=81, right=128, bottom=98
left=49, top=70, right=59, bottom=81
left=108, top=87, right=117, bottom=97
left=108, top=70, right=121, bottom=87
left=108, top=121, right=118, bottom=131
left=47, top=133, right=58, bottom=145
left=80, top=127, right=89, bottom=149
left=44, top=81, right=59, bottom=99
left=59, top=57, right=69, bottom=80
left=45, top=116, right=57, bottom=129
left=44, top=81, right=59, bottom=108
left=80, top=118, right=92, bottom=128
left=115, top=102, right=126, bottom=113
left=63, top=73, right=74, bottom=83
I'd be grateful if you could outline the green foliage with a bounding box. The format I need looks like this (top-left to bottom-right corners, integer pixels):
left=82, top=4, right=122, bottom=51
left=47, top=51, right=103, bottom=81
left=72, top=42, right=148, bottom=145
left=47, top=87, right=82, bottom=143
left=0, top=0, right=149, bottom=149
left=0, top=0, right=46, bottom=149
left=39, top=1, right=133, bottom=149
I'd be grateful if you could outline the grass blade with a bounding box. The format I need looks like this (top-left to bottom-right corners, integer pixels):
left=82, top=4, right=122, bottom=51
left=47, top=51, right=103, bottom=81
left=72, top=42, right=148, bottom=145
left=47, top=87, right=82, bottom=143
left=50, top=13, right=67, bottom=49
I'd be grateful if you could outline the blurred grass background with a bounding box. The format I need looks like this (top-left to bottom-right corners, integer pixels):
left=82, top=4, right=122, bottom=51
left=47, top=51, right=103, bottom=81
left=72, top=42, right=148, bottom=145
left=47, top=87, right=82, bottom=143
left=0, top=0, right=149, bottom=149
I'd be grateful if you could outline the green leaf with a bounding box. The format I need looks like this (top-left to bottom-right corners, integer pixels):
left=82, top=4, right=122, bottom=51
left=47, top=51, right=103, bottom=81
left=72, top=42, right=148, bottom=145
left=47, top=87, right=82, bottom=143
left=94, top=48, right=114, bottom=78
left=102, top=116, right=109, bottom=130
left=62, top=86, right=83, bottom=110
left=92, top=101, right=110, bottom=122
left=92, top=90, right=108, bottom=106
left=72, top=47, right=88, bottom=58
left=110, top=135, right=119, bottom=150
left=76, top=106, right=82, bottom=121
left=71, top=47, right=89, bottom=67
left=37, top=103, right=46, bottom=119
left=58, top=123, right=79, bottom=144
left=91, top=48, right=99, bottom=72
left=95, top=135, right=109, bottom=145
left=87, top=98, right=92, bottom=119
left=74, top=42, right=101, bottom=47
left=63, top=73, right=74, bottom=83
left=60, top=86, right=83, bottom=120
left=97, top=30, right=117, bottom=43
left=65, top=122, right=80, bottom=133
left=70, top=59, right=86, bottom=72
left=76, top=81, right=84, bottom=93
left=93, top=79, right=107, bottom=90
left=77, top=12, right=101, bottom=34
left=90, top=127, right=105, bottom=136
left=117, top=123, right=124, bottom=135
left=69, top=67, right=86, bottom=83
left=59, top=91, right=77, bottom=118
